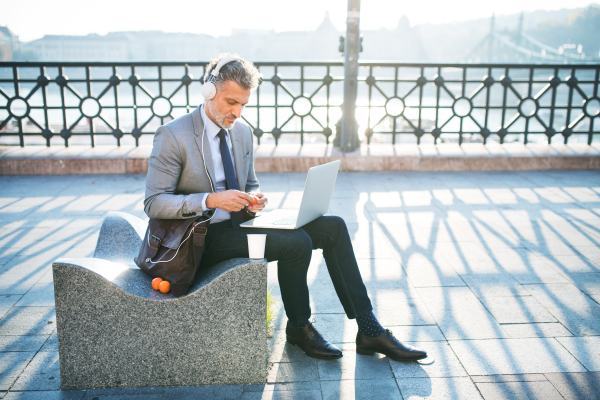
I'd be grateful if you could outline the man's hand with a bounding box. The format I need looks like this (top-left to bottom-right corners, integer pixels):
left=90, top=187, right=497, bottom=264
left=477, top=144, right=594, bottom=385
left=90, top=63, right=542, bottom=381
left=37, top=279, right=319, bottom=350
left=206, top=190, right=254, bottom=212
left=248, top=192, right=268, bottom=213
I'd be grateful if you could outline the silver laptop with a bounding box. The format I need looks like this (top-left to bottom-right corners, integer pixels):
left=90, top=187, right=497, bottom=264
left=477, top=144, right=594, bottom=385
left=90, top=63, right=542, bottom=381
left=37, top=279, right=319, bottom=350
left=240, top=160, right=340, bottom=230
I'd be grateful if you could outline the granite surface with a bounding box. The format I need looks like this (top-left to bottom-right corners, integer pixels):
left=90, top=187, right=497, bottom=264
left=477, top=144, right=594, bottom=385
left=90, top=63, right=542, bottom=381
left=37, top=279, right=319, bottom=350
left=52, top=213, right=268, bottom=389
left=53, top=257, right=267, bottom=389
left=93, top=211, right=146, bottom=266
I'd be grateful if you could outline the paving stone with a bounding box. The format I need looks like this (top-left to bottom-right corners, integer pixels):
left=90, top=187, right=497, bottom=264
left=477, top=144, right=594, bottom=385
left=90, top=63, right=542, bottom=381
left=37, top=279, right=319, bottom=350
left=475, top=381, right=563, bottom=400
left=267, top=362, right=318, bottom=383
left=471, top=374, right=547, bottom=383
left=308, top=277, right=349, bottom=314
left=11, top=351, right=60, bottom=390
left=348, top=223, right=395, bottom=258
left=402, top=251, right=466, bottom=287
left=243, top=382, right=321, bottom=392
left=301, top=314, right=356, bottom=344
left=59, top=247, right=95, bottom=259
left=0, top=352, right=36, bottom=390
left=576, top=245, right=600, bottom=266
left=84, top=387, right=164, bottom=397
left=14, top=283, right=54, bottom=307
left=83, top=395, right=162, bottom=400
left=544, top=372, right=600, bottom=400
left=566, top=272, right=600, bottom=295
left=321, top=378, right=402, bottom=400
left=479, top=295, right=557, bottom=324
left=0, top=307, right=56, bottom=336
left=356, top=258, right=411, bottom=288
left=525, top=283, right=600, bottom=336
left=501, top=323, right=573, bottom=338
left=162, top=384, right=243, bottom=400
left=242, top=390, right=322, bottom=400
left=40, top=332, right=58, bottom=352
left=387, top=325, right=446, bottom=342
left=460, top=273, right=530, bottom=297
left=396, top=377, right=483, bottom=400
left=371, top=290, right=437, bottom=327
left=417, top=287, right=508, bottom=339
left=413, top=217, right=473, bottom=244
left=370, top=213, right=430, bottom=250
left=268, top=336, right=315, bottom=363
left=449, top=338, right=587, bottom=375
left=0, top=274, right=44, bottom=296
left=390, top=341, right=468, bottom=378
left=3, top=391, right=85, bottom=399
left=546, top=255, right=600, bottom=274
left=0, top=248, right=22, bottom=266
left=556, top=336, right=600, bottom=371
left=0, top=295, right=21, bottom=319
left=2, top=171, right=600, bottom=398
left=0, top=335, right=48, bottom=352
left=317, top=344, right=393, bottom=381
left=434, top=242, right=504, bottom=275
left=0, top=240, right=75, bottom=275
left=0, top=227, right=49, bottom=249
left=503, top=257, right=570, bottom=284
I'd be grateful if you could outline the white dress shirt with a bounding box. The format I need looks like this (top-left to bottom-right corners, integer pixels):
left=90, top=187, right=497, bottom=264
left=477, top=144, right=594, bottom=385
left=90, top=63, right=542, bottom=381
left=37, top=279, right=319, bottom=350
left=200, top=104, right=235, bottom=224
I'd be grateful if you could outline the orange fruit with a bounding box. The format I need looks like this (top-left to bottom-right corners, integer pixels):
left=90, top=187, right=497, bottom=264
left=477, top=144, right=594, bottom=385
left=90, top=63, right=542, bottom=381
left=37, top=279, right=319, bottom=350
left=152, top=277, right=163, bottom=290
left=250, top=196, right=258, bottom=205
left=159, top=280, right=171, bottom=294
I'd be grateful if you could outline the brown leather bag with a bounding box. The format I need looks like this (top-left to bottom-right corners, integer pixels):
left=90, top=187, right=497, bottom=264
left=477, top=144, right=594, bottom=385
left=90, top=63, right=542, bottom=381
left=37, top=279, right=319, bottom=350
left=135, top=217, right=210, bottom=297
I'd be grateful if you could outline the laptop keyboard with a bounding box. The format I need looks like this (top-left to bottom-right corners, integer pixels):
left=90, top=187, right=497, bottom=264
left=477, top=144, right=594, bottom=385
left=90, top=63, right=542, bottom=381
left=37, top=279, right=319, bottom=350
left=272, top=216, right=297, bottom=226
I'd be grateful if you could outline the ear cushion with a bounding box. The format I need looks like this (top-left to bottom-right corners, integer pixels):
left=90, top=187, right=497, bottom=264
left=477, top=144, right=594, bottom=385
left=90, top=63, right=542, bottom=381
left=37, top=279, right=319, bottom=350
left=201, top=81, right=217, bottom=99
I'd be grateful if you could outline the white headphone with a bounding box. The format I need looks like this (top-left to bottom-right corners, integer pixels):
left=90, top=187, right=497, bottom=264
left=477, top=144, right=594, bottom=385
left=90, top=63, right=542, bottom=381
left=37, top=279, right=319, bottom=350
left=201, top=56, right=244, bottom=100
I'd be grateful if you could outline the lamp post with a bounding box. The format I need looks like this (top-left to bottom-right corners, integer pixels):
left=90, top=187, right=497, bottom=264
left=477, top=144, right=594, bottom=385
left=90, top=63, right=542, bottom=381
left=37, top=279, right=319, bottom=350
left=341, top=0, right=361, bottom=153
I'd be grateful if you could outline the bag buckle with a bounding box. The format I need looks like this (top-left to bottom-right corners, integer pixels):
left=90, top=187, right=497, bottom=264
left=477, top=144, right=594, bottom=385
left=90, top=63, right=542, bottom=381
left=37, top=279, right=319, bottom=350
left=151, top=234, right=162, bottom=243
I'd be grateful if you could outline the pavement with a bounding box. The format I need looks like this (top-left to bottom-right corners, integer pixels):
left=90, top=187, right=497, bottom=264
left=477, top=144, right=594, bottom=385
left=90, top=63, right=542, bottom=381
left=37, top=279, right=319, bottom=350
left=1, top=169, right=600, bottom=399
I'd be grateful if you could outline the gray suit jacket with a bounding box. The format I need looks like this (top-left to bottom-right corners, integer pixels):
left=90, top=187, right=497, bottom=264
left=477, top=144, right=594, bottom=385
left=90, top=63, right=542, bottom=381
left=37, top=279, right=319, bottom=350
left=144, top=106, right=260, bottom=219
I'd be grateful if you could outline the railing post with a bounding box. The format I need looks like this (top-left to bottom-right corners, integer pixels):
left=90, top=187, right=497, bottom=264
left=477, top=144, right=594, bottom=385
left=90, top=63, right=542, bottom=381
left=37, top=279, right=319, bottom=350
left=341, top=0, right=361, bottom=153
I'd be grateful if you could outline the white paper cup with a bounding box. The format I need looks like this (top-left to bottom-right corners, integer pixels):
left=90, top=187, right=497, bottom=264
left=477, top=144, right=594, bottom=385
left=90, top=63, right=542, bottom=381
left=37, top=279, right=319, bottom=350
left=247, top=234, right=267, bottom=259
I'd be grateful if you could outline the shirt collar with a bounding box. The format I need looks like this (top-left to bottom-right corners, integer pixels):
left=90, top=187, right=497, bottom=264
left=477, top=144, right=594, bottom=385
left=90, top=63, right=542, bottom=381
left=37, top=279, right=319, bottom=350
left=201, top=104, right=228, bottom=140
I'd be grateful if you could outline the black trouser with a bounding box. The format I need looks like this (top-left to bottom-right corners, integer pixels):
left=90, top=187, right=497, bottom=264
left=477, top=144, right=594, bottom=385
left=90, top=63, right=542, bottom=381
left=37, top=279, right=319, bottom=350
left=200, top=216, right=373, bottom=325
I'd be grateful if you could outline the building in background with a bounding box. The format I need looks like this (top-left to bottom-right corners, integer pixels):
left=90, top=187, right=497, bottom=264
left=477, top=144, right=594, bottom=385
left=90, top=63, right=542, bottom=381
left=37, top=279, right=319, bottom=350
left=0, top=27, right=19, bottom=61
left=7, top=6, right=600, bottom=63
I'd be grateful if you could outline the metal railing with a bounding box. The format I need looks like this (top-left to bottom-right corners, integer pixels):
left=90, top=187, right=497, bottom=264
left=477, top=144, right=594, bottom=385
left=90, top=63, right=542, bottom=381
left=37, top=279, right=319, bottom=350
left=0, top=61, right=599, bottom=147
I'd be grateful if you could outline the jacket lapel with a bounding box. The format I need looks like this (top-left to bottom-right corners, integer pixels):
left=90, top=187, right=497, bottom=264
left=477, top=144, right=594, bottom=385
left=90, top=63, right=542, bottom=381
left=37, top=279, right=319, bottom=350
left=192, top=106, right=217, bottom=190
left=230, top=123, right=246, bottom=190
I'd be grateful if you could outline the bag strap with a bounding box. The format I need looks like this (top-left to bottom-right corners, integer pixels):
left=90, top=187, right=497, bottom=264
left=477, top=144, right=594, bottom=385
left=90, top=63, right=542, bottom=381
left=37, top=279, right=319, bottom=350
left=192, top=221, right=210, bottom=268
left=147, top=227, right=166, bottom=258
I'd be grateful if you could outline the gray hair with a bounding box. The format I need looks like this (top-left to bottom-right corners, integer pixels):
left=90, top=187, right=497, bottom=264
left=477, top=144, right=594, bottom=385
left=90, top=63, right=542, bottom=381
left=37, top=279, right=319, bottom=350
left=204, top=53, right=260, bottom=91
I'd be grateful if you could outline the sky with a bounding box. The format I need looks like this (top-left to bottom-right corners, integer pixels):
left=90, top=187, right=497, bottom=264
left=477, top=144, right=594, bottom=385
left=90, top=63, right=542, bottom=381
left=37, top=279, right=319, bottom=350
left=1, top=0, right=599, bottom=42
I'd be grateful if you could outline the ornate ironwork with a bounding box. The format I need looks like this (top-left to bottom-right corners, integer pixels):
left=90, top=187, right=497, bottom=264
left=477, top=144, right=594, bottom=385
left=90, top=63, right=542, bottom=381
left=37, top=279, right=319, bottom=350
left=0, top=61, right=598, bottom=147
left=359, top=62, right=600, bottom=145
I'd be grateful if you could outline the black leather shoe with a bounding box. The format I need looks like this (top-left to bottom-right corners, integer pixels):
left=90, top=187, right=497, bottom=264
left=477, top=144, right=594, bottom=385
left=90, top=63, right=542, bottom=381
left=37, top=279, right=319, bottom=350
left=286, top=321, right=343, bottom=360
left=356, top=329, right=427, bottom=361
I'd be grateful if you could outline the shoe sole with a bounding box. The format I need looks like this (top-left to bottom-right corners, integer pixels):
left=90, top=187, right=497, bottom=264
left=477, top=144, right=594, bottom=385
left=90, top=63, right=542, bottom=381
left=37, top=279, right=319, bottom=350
left=287, top=338, right=343, bottom=360
left=356, top=346, right=427, bottom=362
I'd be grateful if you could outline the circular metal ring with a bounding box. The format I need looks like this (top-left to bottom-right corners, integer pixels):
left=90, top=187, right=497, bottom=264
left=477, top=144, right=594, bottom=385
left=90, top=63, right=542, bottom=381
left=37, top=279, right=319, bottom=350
left=291, top=96, right=312, bottom=117
left=518, top=97, right=538, bottom=118
left=583, top=97, right=600, bottom=118
left=79, top=97, right=102, bottom=118
left=385, top=97, right=405, bottom=117
left=7, top=97, right=30, bottom=118
left=452, top=97, right=472, bottom=118
left=151, top=96, right=173, bottom=118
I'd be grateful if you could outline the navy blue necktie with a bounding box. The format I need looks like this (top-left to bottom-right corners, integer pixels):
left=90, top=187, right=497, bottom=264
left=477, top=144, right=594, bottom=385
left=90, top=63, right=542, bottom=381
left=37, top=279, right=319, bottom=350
left=217, top=129, right=244, bottom=228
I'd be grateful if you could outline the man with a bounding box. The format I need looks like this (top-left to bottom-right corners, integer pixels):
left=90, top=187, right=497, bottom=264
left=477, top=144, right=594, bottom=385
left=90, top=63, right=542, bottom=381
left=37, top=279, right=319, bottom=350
left=144, top=54, right=427, bottom=362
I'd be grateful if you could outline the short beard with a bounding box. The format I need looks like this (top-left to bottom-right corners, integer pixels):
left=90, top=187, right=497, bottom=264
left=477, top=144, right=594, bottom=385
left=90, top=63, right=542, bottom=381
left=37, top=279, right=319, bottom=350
left=206, top=100, right=237, bottom=130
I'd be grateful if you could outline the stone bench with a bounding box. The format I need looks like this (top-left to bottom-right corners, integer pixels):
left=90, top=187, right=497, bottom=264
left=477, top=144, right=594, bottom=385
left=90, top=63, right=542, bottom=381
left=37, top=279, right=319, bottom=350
left=52, top=212, right=267, bottom=390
